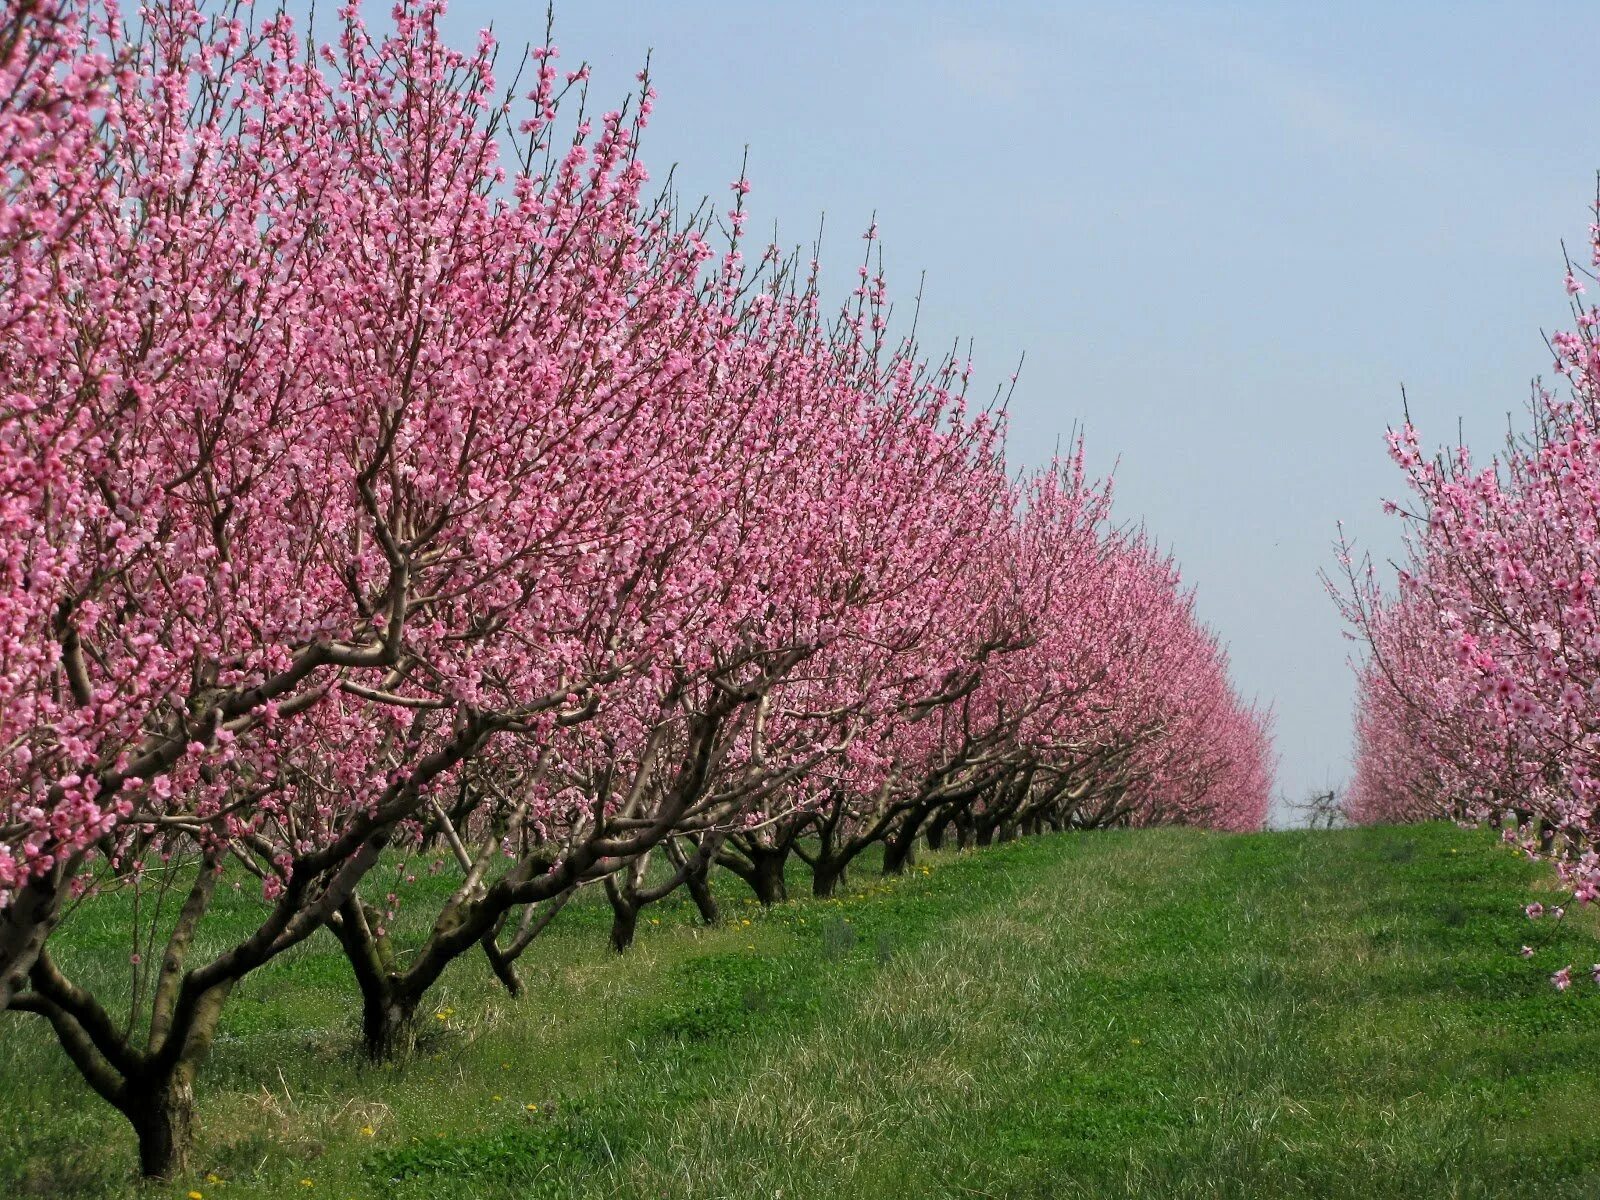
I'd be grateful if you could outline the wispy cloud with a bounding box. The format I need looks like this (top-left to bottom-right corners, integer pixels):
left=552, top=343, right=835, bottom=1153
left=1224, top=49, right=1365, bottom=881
left=926, top=32, right=1034, bottom=104
left=1210, top=43, right=1406, bottom=158
left=1083, top=4, right=1412, bottom=159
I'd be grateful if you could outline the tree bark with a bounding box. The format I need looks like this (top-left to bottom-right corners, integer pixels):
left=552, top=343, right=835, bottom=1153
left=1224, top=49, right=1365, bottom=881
left=0, top=866, right=68, bottom=1011
left=608, top=897, right=639, bottom=953
left=664, top=836, right=722, bottom=925
left=750, top=850, right=787, bottom=905
left=328, top=895, right=420, bottom=1061
left=481, top=927, right=523, bottom=998
left=126, top=1072, right=197, bottom=1180
left=684, top=860, right=720, bottom=924
left=882, top=826, right=919, bottom=875
left=363, top=995, right=420, bottom=1061
left=722, top=845, right=789, bottom=906
left=955, top=812, right=975, bottom=849
left=811, top=855, right=845, bottom=898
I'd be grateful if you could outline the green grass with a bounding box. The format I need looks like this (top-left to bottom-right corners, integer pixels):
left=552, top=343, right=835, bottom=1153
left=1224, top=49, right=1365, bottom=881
left=6, top=824, right=1600, bottom=1198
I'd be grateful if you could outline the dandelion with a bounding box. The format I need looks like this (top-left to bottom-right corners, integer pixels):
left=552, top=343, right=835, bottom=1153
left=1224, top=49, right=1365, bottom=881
left=526, top=1103, right=539, bottom=1112
left=189, top=1192, right=204, bottom=1199
left=359, top=1125, right=375, bottom=1137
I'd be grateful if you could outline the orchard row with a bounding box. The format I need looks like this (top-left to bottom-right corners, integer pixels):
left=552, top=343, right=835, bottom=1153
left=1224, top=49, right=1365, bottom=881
left=0, top=0, right=1272, bottom=1180
left=1339, top=200, right=1600, bottom=963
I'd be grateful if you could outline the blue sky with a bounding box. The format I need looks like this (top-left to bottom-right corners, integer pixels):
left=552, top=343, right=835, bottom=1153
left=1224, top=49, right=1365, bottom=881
left=439, top=1, right=1596, bottom=819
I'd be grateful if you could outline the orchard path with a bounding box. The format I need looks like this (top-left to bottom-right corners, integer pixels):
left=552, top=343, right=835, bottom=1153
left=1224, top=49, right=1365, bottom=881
left=7, top=824, right=1600, bottom=1198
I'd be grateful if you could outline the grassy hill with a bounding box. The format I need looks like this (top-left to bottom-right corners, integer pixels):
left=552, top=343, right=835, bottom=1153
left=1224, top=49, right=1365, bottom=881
left=6, top=823, right=1600, bottom=1198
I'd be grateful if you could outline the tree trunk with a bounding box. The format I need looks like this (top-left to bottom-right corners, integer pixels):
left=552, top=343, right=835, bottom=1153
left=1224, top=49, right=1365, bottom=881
left=955, top=814, right=975, bottom=850
left=882, top=828, right=918, bottom=875
left=812, top=856, right=845, bottom=898
left=684, top=861, right=720, bottom=925
left=758, top=852, right=787, bottom=905
left=330, top=896, right=419, bottom=1061
left=362, top=994, right=420, bottom=1061
left=124, top=1070, right=197, bottom=1179
left=730, top=847, right=789, bottom=906
left=924, top=817, right=950, bottom=852
left=609, top=901, right=638, bottom=953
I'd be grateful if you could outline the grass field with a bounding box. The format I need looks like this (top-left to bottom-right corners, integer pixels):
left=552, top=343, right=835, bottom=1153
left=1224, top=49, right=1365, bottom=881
left=5, top=823, right=1600, bottom=1198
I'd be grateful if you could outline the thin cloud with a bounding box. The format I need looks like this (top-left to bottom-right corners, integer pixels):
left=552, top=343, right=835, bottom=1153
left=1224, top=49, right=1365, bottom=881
left=1082, top=4, right=1411, bottom=159
left=1212, top=43, right=1406, bottom=158
left=927, top=32, right=1033, bottom=103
